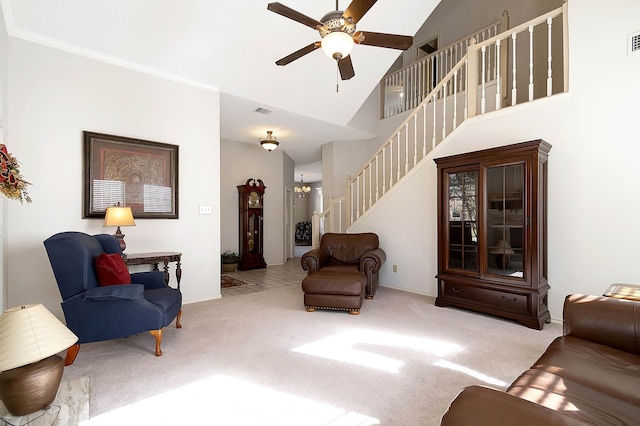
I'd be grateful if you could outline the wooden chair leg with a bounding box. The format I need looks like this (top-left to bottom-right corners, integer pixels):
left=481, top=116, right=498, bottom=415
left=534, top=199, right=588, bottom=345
left=175, top=309, right=182, bottom=328
left=149, top=329, right=163, bottom=356
left=65, top=344, right=80, bottom=366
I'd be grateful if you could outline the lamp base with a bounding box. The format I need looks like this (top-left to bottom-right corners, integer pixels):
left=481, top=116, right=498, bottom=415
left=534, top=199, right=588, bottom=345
left=0, top=354, right=64, bottom=416
left=113, top=226, right=127, bottom=252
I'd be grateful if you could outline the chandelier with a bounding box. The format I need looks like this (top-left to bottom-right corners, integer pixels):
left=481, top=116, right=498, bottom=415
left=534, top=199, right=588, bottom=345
left=294, top=174, right=311, bottom=199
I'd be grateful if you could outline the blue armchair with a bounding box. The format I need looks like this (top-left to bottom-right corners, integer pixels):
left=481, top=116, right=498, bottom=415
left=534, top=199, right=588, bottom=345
left=43, top=231, right=182, bottom=365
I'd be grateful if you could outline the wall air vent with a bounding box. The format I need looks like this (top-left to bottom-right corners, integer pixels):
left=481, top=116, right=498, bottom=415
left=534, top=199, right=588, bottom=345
left=254, top=107, right=272, bottom=114
left=629, top=31, right=640, bottom=55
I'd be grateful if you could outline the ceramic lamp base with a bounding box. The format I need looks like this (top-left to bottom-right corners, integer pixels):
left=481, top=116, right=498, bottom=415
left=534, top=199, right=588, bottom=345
left=0, top=354, right=64, bottom=416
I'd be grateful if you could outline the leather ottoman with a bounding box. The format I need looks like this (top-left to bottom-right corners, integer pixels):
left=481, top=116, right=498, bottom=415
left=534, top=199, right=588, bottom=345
left=301, top=270, right=367, bottom=315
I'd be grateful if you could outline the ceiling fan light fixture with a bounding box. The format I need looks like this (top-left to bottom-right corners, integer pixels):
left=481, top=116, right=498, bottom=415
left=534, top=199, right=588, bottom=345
left=321, top=31, right=354, bottom=60
left=259, top=130, right=279, bottom=152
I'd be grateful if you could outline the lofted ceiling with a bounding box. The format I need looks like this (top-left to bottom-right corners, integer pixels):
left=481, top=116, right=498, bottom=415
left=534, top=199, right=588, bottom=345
left=3, top=0, right=439, bottom=182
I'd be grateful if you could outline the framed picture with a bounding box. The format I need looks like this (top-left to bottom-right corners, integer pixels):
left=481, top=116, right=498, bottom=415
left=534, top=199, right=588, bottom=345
left=83, top=131, right=179, bottom=219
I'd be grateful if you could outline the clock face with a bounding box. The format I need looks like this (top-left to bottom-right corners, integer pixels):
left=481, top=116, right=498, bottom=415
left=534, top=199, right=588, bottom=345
left=248, top=191, right=261, bottom=208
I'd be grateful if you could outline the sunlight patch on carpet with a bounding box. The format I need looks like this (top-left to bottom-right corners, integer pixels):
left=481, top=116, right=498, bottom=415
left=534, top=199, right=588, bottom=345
left=293, top=329, right=462, bottom=373
left=433, top=359, right=507, bottom=387
left=221, top=273, right=258, bottom=289
left=87, top=374, right=379, bottom=425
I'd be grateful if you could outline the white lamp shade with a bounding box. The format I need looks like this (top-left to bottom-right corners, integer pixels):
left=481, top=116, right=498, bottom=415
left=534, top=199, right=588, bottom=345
left=0, top=304, right=78, bottom=372
left=104, top=206, right=136, bottom=227
left=321, top=31, right=354, bottom=59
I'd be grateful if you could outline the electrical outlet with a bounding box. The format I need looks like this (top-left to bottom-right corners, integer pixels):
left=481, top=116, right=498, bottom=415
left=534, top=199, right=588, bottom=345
left=393, top=264, right=398, bottom=272
left=199, top=205, right=212, bottom=215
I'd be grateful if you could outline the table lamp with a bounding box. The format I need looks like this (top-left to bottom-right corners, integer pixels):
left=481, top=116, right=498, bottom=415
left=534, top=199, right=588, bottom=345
left=104, top=204, right=136, bottom=252
left=0, top=304, right=78, bottom=416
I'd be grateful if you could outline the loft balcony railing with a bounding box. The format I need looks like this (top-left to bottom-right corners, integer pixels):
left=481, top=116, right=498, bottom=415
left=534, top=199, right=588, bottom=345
left=310, top=4, right=568, bottom=244
left=382, top=11, right=510, bottom=119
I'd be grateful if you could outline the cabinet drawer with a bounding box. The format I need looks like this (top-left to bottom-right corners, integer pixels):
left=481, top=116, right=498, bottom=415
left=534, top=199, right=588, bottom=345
left=441, top=281, right=531, bottom=315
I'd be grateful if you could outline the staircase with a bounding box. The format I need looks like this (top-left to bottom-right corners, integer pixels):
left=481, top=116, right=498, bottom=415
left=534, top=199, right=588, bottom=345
left=312, top=4, right=568, bottom=246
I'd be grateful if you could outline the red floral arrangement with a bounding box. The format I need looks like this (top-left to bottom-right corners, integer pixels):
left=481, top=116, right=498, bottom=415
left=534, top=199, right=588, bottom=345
left=0, top=144, right=31, bottom=203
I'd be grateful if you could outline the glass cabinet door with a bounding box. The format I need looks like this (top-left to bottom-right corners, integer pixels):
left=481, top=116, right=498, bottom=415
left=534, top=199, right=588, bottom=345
left=446, top=170, right=478, bottom=272
left=486, top=163, right=525, bottom=278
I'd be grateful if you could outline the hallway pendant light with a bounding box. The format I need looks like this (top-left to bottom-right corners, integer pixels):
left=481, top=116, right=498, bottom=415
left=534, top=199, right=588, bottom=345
left=260, top=131, right=279, bottom=152
left=321, top=31, right=354, bottom=60
left=294, top=174, right=311, bottom=199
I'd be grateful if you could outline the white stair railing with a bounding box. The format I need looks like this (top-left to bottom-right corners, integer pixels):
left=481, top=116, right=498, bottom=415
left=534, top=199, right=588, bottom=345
left=383, top=11, right=509, bottom=119
left=311, top=195, right=347, bottom=248
left=344, top=4, right=567, bottom=229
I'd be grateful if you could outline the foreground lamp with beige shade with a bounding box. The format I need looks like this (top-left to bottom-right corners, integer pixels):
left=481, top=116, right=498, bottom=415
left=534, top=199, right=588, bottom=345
left=104, top=204, right=136, bottom=252
left=0, top=304, right=78, bottom=416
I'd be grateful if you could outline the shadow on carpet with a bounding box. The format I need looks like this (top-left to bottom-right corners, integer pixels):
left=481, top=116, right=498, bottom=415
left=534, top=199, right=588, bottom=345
left=221, top=274, right=258, bottom=289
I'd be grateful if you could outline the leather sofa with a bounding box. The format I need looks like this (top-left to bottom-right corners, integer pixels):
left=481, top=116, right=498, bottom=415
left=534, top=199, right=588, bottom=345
left=301, top=233, right=386, bottom=314
left=440, top=294, right=640, bottom=425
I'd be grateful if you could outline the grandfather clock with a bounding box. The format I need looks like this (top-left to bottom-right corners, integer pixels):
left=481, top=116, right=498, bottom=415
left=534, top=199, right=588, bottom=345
left=237, top=178, right=267, bottom=270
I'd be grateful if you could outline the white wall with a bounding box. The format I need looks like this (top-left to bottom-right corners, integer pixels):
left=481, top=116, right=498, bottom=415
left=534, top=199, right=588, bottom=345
left=353, top=0, right=640, bottom=321
left=219, top=139, right=288, bottom=266
left=2, top=37, right=221, bottom=318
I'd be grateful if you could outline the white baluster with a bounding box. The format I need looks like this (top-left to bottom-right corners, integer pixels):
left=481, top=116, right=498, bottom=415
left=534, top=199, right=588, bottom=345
left=453, top=70, right=458, bottom=128
left=547, top=17, right=553, bottom=96
left=389, top=136, right=393, bottom=187
left=432, top=93, right=437, bottom=148
left=404, top=123, right=409, bottom=175
left=382, top=145, right=387, bottom=195
left=423, top=103, right=427, bottom=157
left=495, top=39, right=501, bottom=110
left=512, top=33, right=517, bottom=106
left=413, top=115, right=417, bottom=166
left=481, top=45, right=487, bottom=114
left=442, top=84, right=447, bottom=140
left=367, top=165, right=371, bottom=212
left=375, top=155, right=379, bottom=201
left=397, top=132, right=401, bottom=182
left=529, top=25, right=534, bottom=101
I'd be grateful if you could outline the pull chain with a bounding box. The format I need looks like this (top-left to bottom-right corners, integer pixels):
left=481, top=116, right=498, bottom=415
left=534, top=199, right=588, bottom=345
left=336, top=62, right=340, bottom=93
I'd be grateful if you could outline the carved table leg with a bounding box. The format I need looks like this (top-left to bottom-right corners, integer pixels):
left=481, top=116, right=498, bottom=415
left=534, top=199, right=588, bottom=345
left=175, top=258, right=182, bottom=290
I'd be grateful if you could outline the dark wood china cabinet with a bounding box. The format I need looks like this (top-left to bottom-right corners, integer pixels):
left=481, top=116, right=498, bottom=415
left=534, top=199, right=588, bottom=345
left=434, top=140, right=551, bottom=329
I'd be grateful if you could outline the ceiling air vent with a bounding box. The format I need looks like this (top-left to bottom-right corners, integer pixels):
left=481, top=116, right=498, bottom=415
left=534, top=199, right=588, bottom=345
left=254, top=107, right=272, bottom=114
left=629, top=31, right=640, bottom=55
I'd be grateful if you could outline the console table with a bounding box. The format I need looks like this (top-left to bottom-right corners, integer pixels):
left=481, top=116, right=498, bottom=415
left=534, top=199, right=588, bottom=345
left=124, top=252, right=182, bottom=289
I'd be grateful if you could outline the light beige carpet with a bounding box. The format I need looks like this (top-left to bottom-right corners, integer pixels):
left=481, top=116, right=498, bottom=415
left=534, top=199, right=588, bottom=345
left=0, top=377, right=89, bottom=425
left=59, top=284, right=562, bottom=425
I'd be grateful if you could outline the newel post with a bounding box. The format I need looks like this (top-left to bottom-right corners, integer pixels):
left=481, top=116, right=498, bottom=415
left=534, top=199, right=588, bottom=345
left=311, top=210, right=320, bottom=248
left=466, top=37, right=479, bottom=118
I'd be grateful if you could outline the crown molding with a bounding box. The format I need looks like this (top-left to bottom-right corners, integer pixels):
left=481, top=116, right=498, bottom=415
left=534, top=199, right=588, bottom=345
left=0, top=0, right=219, bottom=93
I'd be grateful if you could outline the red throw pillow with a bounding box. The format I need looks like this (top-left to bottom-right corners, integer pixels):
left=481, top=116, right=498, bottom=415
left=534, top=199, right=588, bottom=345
left=95, top=253, right=132, bottom=286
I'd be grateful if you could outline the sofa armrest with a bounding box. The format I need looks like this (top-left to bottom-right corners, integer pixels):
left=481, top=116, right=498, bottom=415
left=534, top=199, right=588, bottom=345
left=440, top=386, right=589, bottom=426
left=84, top=284, right=144, bottom=302
left=301, top=248, right=330, bottom=274
left=360, top=248, right=386, bottom=274
left=131, top=271, right=168, bottom=290
left=563, top=294, right=640, bottom=354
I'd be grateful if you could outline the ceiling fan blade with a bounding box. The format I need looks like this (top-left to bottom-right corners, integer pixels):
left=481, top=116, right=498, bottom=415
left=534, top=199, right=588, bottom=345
left=354, top=31, right=413, bottom=50
left=342, top=0, right=377, bottom=24
left=267, top=2, right=323, bottom=29
left=338, top=55, right=355, bottom=80
left=275, top=42, right=321, bottom=66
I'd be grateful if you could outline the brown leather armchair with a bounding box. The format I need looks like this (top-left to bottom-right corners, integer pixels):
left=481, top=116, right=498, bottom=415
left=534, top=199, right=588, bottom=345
left=300, top=233, right=386, bottom=314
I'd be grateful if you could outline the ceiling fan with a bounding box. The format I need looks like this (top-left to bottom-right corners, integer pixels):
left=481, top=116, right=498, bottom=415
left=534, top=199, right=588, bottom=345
left=267, top=0, right=413, bottom=81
